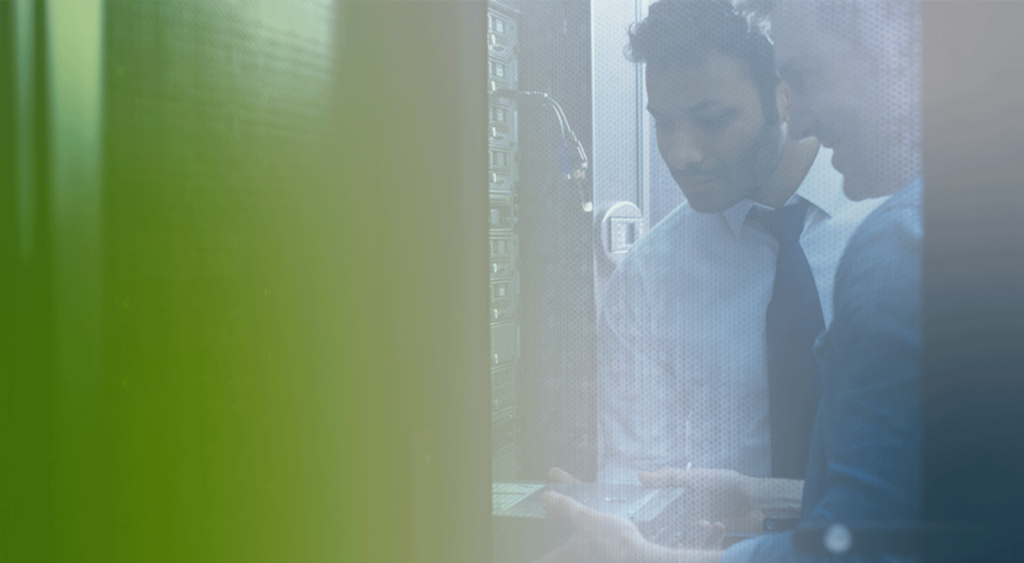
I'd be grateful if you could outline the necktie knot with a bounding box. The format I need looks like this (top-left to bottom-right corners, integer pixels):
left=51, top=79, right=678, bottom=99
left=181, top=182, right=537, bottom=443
left=751, top=199, right=810, bottom=245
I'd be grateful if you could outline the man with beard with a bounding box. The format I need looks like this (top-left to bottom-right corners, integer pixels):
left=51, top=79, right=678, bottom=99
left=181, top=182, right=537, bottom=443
left=592, top=0, right=883, bottom=488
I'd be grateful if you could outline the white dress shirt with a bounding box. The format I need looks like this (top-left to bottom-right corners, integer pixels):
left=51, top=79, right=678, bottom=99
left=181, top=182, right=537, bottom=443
left=596, top=147, right=885, bottom=483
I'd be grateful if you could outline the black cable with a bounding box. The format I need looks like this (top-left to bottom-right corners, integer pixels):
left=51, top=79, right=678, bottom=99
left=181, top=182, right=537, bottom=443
left=491, top=88, right=587, bottom=176
left=490, top=88, right=592, bottom=211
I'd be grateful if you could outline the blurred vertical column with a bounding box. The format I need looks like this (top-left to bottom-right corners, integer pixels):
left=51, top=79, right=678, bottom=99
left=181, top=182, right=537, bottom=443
left=335, top=3, right=491, bottom=563
left=99, top=2, right=347, bottom=561
left=0, top=1, right=57, bottom=560
left=46, top=0, right=106, bottom=561
left=922, top=1, right=1024, bottom=560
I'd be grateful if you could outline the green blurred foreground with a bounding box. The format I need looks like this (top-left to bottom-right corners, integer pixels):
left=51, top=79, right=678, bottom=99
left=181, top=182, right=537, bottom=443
left=0, top=2, right=489, bottom=561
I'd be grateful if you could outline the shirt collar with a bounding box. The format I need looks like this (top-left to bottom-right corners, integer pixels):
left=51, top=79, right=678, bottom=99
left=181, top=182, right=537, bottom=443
left=721, top=199, right=760, bottom=239
left=720, top=145, right=845, bottom=239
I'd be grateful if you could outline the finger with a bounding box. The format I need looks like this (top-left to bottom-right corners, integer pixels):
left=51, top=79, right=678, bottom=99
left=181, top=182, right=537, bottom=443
left=541, top=491, right=585, bottom=524
left=542, top=491, right=616, bottom=535
left=693, top=520, right=726, bottom=550
left=705, top=522, right=726, bottom=549
left=548, top=467, right=581, bottom=483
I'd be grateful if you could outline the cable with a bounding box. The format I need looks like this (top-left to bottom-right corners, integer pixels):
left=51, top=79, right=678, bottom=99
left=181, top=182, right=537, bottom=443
left=491, top=88, right=592, bottom=211
left=491, top=89, right=587, bottom=177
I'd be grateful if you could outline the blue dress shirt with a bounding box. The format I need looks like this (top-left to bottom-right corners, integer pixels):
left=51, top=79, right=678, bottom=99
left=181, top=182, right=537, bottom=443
left=722, top=178, right=924, bottom=562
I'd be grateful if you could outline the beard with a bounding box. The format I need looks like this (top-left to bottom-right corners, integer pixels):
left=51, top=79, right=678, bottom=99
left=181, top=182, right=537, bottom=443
left=671, top=118, right=788, bottom=214
left=730, top=119, right=787, bottom=200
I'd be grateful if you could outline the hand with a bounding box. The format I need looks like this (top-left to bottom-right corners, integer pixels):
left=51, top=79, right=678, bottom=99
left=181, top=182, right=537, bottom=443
left=640, top=467, right=764, bottom=534
left=547, top=467, right=581, bottom=483
left=532, top=492, right=727, bottom=563
left=532, top=491, right=653, bottom=563
left=546, top=466, right=726, bottom=548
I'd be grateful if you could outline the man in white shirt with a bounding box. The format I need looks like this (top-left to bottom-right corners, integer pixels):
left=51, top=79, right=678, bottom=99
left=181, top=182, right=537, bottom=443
left=594, top=0, right=884, bottom=484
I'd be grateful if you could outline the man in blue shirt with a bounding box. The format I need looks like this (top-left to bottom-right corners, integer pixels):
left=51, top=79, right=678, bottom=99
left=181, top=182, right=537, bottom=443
left=536, top=2, right=924, bottom=561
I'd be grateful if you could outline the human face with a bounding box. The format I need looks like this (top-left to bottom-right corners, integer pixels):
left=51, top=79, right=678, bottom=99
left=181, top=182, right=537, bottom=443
left=646, top=51, right=785, bottom=213
left=772, top=1, right=921, bottom=200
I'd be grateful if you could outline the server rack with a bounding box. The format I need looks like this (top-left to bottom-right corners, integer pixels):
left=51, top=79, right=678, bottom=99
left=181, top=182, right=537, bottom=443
left=488, top=0, right=521, bottom=482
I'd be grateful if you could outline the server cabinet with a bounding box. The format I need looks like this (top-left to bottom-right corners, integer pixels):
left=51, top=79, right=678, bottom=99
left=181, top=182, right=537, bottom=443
left=488, top=0, right=523, bottom=482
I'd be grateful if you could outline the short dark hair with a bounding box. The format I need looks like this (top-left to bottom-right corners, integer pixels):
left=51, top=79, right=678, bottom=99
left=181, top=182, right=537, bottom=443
left=627, top=0, right=780, bottom=125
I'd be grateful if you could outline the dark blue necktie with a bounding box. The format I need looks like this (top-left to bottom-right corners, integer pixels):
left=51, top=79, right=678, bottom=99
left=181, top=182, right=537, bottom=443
left=751, top=199, right=824, bottom=479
